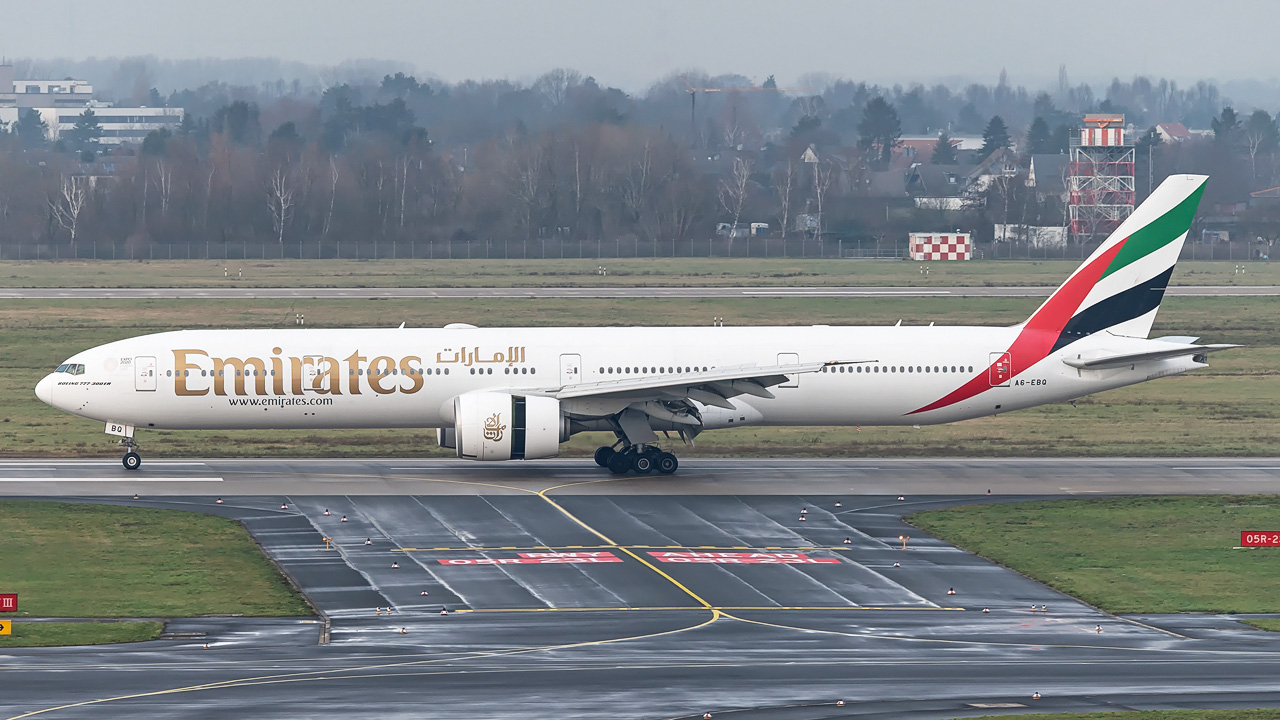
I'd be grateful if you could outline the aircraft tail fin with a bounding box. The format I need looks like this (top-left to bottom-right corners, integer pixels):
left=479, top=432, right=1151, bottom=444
left=1022, top=174, right=1207, bottom=351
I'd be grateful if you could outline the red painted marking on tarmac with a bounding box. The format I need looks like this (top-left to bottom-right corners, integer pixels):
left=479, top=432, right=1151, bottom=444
left=648, top=551, right=840, bottom=565
left=438, top=552, right=622, bottom=565
left=517, top=551, right=617, bottom=558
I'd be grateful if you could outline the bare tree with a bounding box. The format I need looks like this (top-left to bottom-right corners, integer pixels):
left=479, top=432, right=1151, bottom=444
left=323, top=157, right=339, bottom=237
left=619, top=141, right=654, bottom=235
left=49, top=175, right=88, bottom=247
left=813, top=161, right=834, bottom=249
left=717, top=157, right=753, bottom=254
left=267, top=166, right=296, bottom=244
left=151, top=160, right=173, bottom=219
left=509, top=141, right=545, bottom=239
left=772, top=159, right=795, bottom=239
left=532, top=68, right=582, bottom=109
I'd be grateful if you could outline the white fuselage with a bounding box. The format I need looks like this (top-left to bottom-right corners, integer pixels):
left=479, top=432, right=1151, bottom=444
left=37, top=324, right=1203, bottom=434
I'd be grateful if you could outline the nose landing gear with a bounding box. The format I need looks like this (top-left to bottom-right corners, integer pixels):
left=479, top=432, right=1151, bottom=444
left=594, top=445, right=678, bottom=475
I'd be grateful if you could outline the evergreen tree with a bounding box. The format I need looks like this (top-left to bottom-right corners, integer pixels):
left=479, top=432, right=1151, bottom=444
left=64, top=109, right=103, bottom=155
left=857, top=96, right=902, bottom=167
left=1026, top=117, right=1053, bottom=155
left=1050, top=124, right=1072, bottom=154
left=212, top=100, right=261, bottom=146
left=14, top=108, right=48, bottom=149
left=931, top=131, right=957, bottom=165
left=1211, top=106, right=1241, bottom=147
left=141, top=128, right=171, bottom=156
left=981, top=115, right=1011, bottom=158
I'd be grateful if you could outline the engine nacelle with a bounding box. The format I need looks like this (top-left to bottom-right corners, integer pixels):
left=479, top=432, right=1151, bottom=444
left=453, top=391, right=567, bottom=461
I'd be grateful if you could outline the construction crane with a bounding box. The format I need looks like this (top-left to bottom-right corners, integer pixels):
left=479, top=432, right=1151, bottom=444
left=680, top=76, right=810, bottom=144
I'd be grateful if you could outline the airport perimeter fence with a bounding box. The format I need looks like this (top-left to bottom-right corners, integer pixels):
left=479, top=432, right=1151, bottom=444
left=0, top=237, right=1271, bottom=263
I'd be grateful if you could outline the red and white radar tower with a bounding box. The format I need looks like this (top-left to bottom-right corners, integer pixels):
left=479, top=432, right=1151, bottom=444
left=1069, top=113, right=1135, bottom=242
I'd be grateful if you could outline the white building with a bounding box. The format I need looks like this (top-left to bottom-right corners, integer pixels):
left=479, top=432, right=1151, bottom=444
left=0, top=65, right=182, bottom=146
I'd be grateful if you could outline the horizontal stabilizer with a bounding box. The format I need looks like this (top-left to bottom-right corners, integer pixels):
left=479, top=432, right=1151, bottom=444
left=1063, top=343, right=1238, bottom=370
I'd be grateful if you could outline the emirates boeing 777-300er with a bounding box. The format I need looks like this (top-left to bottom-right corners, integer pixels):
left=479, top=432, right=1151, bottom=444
left=36, top=174, right=1233, bottom=474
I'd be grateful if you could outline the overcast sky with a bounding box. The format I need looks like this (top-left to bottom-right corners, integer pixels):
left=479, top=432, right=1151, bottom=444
left=0, top=0, right=1273, bottom=91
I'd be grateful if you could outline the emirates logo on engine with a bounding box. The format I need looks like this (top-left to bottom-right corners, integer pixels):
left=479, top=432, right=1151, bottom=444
left=483, top=412, right=507, bottom=442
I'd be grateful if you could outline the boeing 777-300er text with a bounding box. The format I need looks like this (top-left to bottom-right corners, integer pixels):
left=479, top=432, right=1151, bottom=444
left=36, top=174, right=1234, bottom=474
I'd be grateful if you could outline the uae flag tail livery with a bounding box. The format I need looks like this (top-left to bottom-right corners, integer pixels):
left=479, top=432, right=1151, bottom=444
left=912, top=174, right=1225, bottom=416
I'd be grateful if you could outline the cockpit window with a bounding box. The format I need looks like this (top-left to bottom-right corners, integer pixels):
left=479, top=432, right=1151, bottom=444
left=56, top=364, right=69, bottom=373
left=55, top=364, right=85, bottom=375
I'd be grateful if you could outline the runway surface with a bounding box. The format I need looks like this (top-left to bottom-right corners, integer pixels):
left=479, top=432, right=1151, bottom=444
left=3, top=487, right=1280, bottom=719
left=1, top=459, right=1280, bottom=718
left=0, top=284, right=1276, bottom=300
left=1, top=457, right=1278, bottom=497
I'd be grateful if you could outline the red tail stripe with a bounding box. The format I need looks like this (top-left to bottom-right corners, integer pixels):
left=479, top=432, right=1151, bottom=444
left=909, top=241, right=1125, bottom=415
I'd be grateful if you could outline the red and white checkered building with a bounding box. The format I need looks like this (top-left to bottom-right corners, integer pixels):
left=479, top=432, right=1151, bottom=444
left=908, top=232, right=971, bottom=261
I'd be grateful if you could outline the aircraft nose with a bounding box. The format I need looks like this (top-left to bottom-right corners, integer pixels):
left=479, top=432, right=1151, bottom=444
left=35, top=374, right=54, bottom=406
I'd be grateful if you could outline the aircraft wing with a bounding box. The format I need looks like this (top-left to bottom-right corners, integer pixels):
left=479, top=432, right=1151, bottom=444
left=525, top=360, right=868, bottom=409
left=1062, top=343, right=1239, bottom=370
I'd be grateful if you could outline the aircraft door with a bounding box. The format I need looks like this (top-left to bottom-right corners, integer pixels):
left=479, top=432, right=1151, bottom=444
left=777, top=352, right=799, bottom=388
left=559, top=354, right=581, bottom=386
left=302, top=355, right=328, bottom=392
left=135, top=356, right=157, bottom=391
left=989, top=352, right=1012, bottom=387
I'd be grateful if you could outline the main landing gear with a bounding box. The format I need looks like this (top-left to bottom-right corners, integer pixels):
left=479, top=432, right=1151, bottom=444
left=120, top=436, right=142, bottom=470
left=594, top=444, right=679, bottom=475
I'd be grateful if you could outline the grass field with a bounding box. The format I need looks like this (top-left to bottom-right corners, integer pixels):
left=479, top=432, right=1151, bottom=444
left=2, top=295, right=1275, bottom=458
left=0, top=500, right=312, bottom=619
left=908, top=496, right=1280, bottom=614
left=1245, top=619, right=1280, bottom=632
left=0, top=621, right=164, bottom=648
left=0, top=259, right=1275, bottom=288
left=957, top=711, right=1280, bottom=720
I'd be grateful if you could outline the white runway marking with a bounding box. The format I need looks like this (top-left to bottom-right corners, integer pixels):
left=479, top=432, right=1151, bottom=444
left=0, top=461, right=209, bottom=467
left=1170, top=466, right=1280, bottom=471
left=0, top=477, right=224, bottom=482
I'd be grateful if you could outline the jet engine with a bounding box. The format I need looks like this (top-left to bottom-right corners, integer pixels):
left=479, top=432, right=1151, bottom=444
left=450, top=391, right=568, bottom=461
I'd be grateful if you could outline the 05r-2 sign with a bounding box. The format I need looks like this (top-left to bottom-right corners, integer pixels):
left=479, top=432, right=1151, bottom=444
left=1241, top=532, right=1280, bottom=547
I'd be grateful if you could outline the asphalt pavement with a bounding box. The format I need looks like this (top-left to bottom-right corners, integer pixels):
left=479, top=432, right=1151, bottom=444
left=1, top=466, right=1279, bottom=719
left=0, top=456, right=1277, bottom=496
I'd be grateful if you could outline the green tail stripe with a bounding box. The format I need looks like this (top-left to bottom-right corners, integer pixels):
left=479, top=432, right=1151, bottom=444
left=1100, top=183, right=1205, bottom=280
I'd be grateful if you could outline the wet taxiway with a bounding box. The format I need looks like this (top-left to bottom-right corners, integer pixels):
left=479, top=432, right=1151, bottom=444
left=2, top=472, right=1280, bottom=718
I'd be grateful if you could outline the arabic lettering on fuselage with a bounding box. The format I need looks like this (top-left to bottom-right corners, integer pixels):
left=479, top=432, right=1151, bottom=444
left=434, top=347, right=527, bottom=367
left=170, top=347, right=529, bottom=397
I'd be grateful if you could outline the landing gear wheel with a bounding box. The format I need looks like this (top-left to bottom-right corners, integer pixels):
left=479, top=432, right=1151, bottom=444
left=594, top=446, right=616, bottom=467
left=631, top=452, right=654, bottom=474
left=606, top=451, right=631, bottom=475
left=656, top=452, right=678, bottom=475
left=122, top=452, right=141, bottom=471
